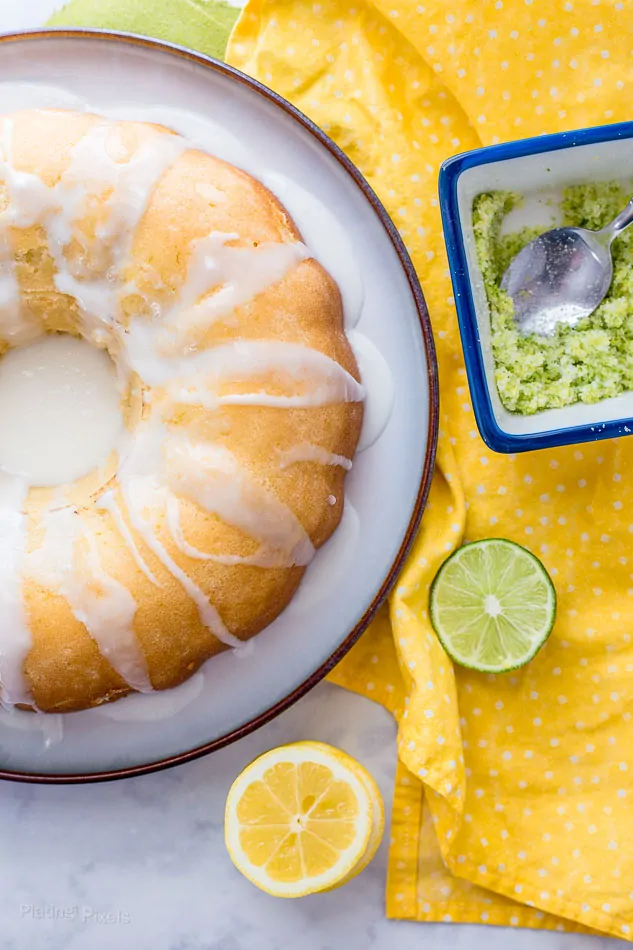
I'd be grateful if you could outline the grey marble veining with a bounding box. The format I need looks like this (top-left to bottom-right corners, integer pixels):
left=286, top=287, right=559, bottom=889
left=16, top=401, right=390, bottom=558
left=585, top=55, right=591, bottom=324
left=0, top=682, right=622, bottom=950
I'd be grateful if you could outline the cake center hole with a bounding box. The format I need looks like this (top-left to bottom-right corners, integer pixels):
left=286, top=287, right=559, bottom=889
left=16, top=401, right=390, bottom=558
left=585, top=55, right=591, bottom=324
left=0, top=334, right=124, bottom=486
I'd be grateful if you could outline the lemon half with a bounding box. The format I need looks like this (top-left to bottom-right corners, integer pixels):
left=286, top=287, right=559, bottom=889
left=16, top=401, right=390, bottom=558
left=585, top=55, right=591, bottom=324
left=225, top=741, right=384, bottom=897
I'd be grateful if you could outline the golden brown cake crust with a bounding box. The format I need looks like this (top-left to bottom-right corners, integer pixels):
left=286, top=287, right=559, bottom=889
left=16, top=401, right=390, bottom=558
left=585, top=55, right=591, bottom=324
left=0, top=109, right=362, bottom=713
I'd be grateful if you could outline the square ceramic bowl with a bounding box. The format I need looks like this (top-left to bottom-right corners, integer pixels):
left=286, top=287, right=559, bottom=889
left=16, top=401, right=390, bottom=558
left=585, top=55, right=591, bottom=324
left=439, top=122, right=633, bottom=454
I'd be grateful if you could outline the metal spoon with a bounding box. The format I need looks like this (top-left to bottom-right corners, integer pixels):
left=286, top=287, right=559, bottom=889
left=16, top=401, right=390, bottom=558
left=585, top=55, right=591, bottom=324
left=501, top=197, right=633, bottom=336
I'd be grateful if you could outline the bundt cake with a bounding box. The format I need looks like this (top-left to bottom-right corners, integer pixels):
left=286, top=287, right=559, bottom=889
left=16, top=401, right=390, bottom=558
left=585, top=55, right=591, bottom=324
left=0, top=108, right=363, bottom=713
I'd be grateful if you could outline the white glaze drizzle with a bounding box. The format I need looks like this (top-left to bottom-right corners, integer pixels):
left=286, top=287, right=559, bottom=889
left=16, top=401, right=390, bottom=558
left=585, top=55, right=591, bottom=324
left=165, top=494, right=290, bottom=568
left=97, top=489, right=161, bottom=587
left=283, top=500, right=360, bottom=615
left=124, top=479, right=243, bottom=650
left=25, top=505, right=152, bottom=693
left=133, top=334, right=363, bottom=392
left=278, top=442, right=352, bottom=471
left=0, top=116, right=185, bottom=342
left=0, top=227, right=36, bottom=346
left=0, top=473, right=32, bottom=708
left=346, top=329, right=393, bottom=452
left=113, top=420, right=243, bottom=649
left=215, top=391, right=358, bottom=409
left=0, top=117, right=59, bottom=228
left=0, top=120, right=40, bottom=344
left=105, top=106, right=366, bottom=328
left=52, top=123, right=185, bottom=337
left=0, top=706, right=64, bottom=746
left=93, top=669, right=205, bottom=722
left=262, top=172, right=364, bottom=329
left=165, top=494, right=217, bottom=562
left=126, top=337, right=364, bottom=413
left=161, top=231, right=310, bottom=347
left=110, top=415, right=314, bottom=638
left=78, top=531, right=152, bottom=693
left=164, top=435, right=315, bottom=566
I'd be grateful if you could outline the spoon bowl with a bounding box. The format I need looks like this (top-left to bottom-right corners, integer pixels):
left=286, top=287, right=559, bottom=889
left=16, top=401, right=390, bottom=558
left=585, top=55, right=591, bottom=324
left=501, top=197, right=633, bottom=336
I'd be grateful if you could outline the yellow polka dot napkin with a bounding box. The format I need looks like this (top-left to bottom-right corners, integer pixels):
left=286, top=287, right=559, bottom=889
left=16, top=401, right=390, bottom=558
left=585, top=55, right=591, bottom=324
left=42, top=0, right=633, bottom=935
left=229, top=0, right=633, bottom=939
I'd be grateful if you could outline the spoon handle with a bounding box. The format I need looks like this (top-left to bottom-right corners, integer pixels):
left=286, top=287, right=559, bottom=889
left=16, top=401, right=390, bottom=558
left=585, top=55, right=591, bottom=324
left=600, top=197, right=633, bottom=245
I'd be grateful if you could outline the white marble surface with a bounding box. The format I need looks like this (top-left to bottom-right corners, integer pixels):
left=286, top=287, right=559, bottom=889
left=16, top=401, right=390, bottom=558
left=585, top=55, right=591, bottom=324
left=0, top=684, right=621, bottom=950
left=0, top=1, right=624, bottom=947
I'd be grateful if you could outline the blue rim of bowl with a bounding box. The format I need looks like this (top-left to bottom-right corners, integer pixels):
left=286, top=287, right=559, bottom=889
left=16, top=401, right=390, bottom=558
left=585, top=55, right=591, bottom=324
left=0, top=28, right=439, bottom=784
left=439, top=120, right=633, bottom=454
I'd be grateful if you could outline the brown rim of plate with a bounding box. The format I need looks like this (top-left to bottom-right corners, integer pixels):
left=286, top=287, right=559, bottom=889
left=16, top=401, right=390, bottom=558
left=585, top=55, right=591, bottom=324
left=0, top=27, right=439, bottom=784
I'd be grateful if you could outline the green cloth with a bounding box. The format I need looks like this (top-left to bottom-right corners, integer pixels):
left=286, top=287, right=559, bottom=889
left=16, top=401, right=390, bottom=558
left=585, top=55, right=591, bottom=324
left=47, top=0, right=239, bottom=62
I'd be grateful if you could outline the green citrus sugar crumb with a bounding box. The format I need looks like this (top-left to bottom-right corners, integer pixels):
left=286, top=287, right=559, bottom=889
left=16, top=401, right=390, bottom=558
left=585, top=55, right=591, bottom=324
left=473, top=182, right=633, bottom=415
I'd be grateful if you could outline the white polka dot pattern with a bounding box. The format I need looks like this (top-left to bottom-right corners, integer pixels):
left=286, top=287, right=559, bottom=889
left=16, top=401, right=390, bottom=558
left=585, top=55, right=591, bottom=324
left=229, top=0, right=633, bottom=940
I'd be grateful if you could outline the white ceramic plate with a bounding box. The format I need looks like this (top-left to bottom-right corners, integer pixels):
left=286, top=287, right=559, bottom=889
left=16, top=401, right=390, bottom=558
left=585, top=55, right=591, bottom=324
left=0, top=30, right=437, bottom=781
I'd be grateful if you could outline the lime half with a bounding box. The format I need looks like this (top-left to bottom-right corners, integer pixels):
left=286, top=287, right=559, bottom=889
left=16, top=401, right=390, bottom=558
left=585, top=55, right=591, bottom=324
left=429, top=539, right=556, bottom=673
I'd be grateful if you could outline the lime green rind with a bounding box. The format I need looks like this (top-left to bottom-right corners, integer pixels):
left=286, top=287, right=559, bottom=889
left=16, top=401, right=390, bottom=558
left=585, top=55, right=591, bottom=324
left=429, top=539, right=557, bottom=674
left=46, top=0, right=240, bottom=62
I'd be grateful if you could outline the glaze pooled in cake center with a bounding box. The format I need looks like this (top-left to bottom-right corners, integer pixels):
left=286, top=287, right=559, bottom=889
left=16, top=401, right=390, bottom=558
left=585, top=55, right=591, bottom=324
left=0, top=334, right=123, bottom=486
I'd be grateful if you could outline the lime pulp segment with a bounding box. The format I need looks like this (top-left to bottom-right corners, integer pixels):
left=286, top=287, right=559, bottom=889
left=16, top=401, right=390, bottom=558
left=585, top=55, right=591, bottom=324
left=429, top=539, right=556, bottom=673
